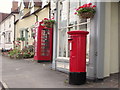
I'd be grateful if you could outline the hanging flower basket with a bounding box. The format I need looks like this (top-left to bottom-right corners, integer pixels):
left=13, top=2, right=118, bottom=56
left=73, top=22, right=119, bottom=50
left=43, top=22, right=54, bottom=28
left=42, top=18, right=55, bottom=28
left=79, top=12, right=94, bottom=19
left=74, top=3, right=96, bottom=19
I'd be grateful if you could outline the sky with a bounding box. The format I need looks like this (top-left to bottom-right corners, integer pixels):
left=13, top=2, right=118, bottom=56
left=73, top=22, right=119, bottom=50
left=0, top=0, right=20, bottom=13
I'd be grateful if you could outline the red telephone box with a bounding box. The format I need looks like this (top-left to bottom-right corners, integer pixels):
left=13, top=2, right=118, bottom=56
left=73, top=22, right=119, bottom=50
left=34, top=22, right=53, bottom=62
left=68, top=30, right=89, bottom=85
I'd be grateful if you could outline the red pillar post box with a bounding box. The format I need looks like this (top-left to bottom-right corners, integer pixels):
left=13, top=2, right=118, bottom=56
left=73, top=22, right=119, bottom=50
left=67, top=30, right=89, bottom=85
left=34, top=22, right=53, bottom=62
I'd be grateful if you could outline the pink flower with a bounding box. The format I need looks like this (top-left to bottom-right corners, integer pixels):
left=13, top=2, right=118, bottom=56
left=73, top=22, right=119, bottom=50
left=88, top=3, right=92, bottom=5
left=82, top=5, right=85, bottom=8
left=84, top=4, right=87, bottom=7
left=78, top=7, right=81, bottom=9
left=92, top=5, right=96, bottom=7
left=87, top=4, right=90, bottom=7
left=74, top=12, right=77, bottom=15
left=28, top=52, right=30, bottom=54
left=41, top=21, right=44, bottom=24
left=74, top=8, right=77, bottom=10
left=51, top=17, right=54, bottom=19
left=79, top=6, right=83, bottom=8
left=44, top=18, right=48, bottom=20
left=76, top=8, right=79, bottom=11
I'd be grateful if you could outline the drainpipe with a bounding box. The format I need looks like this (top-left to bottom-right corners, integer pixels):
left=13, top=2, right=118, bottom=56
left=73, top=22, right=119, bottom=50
left=13, top=14, right=16, bottom=49
left=34, top=13, right=38, bottom=22
left=87, top=2, right=105, bottom=80
left=96, top=2, right=105, bottom=79
left=13, top=14, right=16, bottom=41
left=49, top=1, right=51, bottom=19
left=52, top=1, right=59, bottom=70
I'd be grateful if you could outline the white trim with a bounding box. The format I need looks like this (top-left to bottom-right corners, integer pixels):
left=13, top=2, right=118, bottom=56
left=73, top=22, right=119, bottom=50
left=56, top=57, right=69, bottom=60
left=58, top=21, right=90, bottom=29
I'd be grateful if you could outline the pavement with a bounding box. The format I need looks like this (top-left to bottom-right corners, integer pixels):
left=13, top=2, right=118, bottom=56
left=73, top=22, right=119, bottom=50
left=0, top=54, right=119, bottom=88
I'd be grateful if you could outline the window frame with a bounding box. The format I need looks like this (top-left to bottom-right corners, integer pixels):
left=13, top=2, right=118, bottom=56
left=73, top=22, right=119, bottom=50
left=5, top=31, right=12, bottom=43
left=57, top=0, right=90, bottom=60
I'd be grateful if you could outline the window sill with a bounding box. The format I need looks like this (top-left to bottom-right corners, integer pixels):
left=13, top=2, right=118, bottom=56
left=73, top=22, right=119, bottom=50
left=55, top=57, right=89, bottom=65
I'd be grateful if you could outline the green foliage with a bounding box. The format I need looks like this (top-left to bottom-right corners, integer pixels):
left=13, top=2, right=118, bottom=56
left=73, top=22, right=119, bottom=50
left=8, top=49, right=21, bottom=58
left=42, top=18, right=55, bottom=28
left=74, top=3, right=96, bottom=18
left=23, top=52, right=34, bottom=58
left=17, top=37, right=21, bottom=41
left=43, top=20, right=55, bottom=24
left=20, top=37, right=25, bottom=41
left=21, top=45, right=35, bottom=58
left=8, top=45, right=34, bottom=59
left=77, top=8, right=96, bottom=15
left=31, top=32, right=35, bottom=39
left=16, top=37, right=25, bottom=41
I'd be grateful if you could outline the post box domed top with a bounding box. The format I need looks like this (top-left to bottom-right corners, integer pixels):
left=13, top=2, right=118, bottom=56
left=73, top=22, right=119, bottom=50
left=67, top=30, right=89, bottom=35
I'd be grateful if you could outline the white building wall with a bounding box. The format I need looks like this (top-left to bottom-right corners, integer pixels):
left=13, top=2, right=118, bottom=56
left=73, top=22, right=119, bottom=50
left=110, top=2, right=119, bottom=74
left=104, top=2, right=119, bottom=77
left=4, top=15, right=14, bottom=49
left=0, top=13, right=18, bottom=50
left=0, top=21, right=5, bottom=49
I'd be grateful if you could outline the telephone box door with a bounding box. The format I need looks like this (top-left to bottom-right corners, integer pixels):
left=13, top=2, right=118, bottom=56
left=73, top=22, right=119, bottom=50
left=34, top=22, right=53, bottom=62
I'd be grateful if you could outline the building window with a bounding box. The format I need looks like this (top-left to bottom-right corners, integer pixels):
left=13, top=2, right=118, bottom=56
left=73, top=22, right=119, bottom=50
left=9, top=18, right=11, bottom=28
left=5, top=32, right=11, bottom=43
left=21, top=30, right=24, bottom=38
left=9, top=24, right=11, bottom=28
left=57, top=0, right=90, bottom=60
left=8, top=33, right=11, bottom=42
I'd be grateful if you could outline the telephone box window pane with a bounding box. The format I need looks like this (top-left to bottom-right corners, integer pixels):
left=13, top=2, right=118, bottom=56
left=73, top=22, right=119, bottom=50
left=41, top=29, right=50, bottom=56
left=59, top=28, right=67, bottom=57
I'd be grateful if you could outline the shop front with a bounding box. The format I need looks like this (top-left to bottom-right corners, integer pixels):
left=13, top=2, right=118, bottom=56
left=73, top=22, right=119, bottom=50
left=51, top=0, right=91, bottom=73
left=51, top=0, right=119, bottom=80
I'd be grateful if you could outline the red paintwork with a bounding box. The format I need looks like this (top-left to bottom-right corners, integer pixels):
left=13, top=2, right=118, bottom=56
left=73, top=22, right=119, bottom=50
left=34, top=22, right=53, bottom=61
left=68, top=30, right=89, bottom=72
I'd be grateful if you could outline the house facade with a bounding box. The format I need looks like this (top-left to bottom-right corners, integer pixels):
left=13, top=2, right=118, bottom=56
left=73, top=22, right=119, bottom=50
left=50, top=1, right=119, bottom=79
left=0, top=1, right=19, bottom=50
left=15, top=0, right=50, bottom=49
left=0, top=13, right=9, bottom=50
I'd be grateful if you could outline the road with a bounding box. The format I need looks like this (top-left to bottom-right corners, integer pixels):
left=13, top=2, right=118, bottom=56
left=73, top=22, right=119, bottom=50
left=0, top=54, right=119, bottom=88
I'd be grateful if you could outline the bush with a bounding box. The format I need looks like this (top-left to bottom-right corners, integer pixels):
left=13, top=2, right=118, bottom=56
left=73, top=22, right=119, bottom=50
left=8, top=49, right=22, bottom=59
left=7, top=45, right=35, bottom=59
left=21, top=45, right=35, bottom=59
